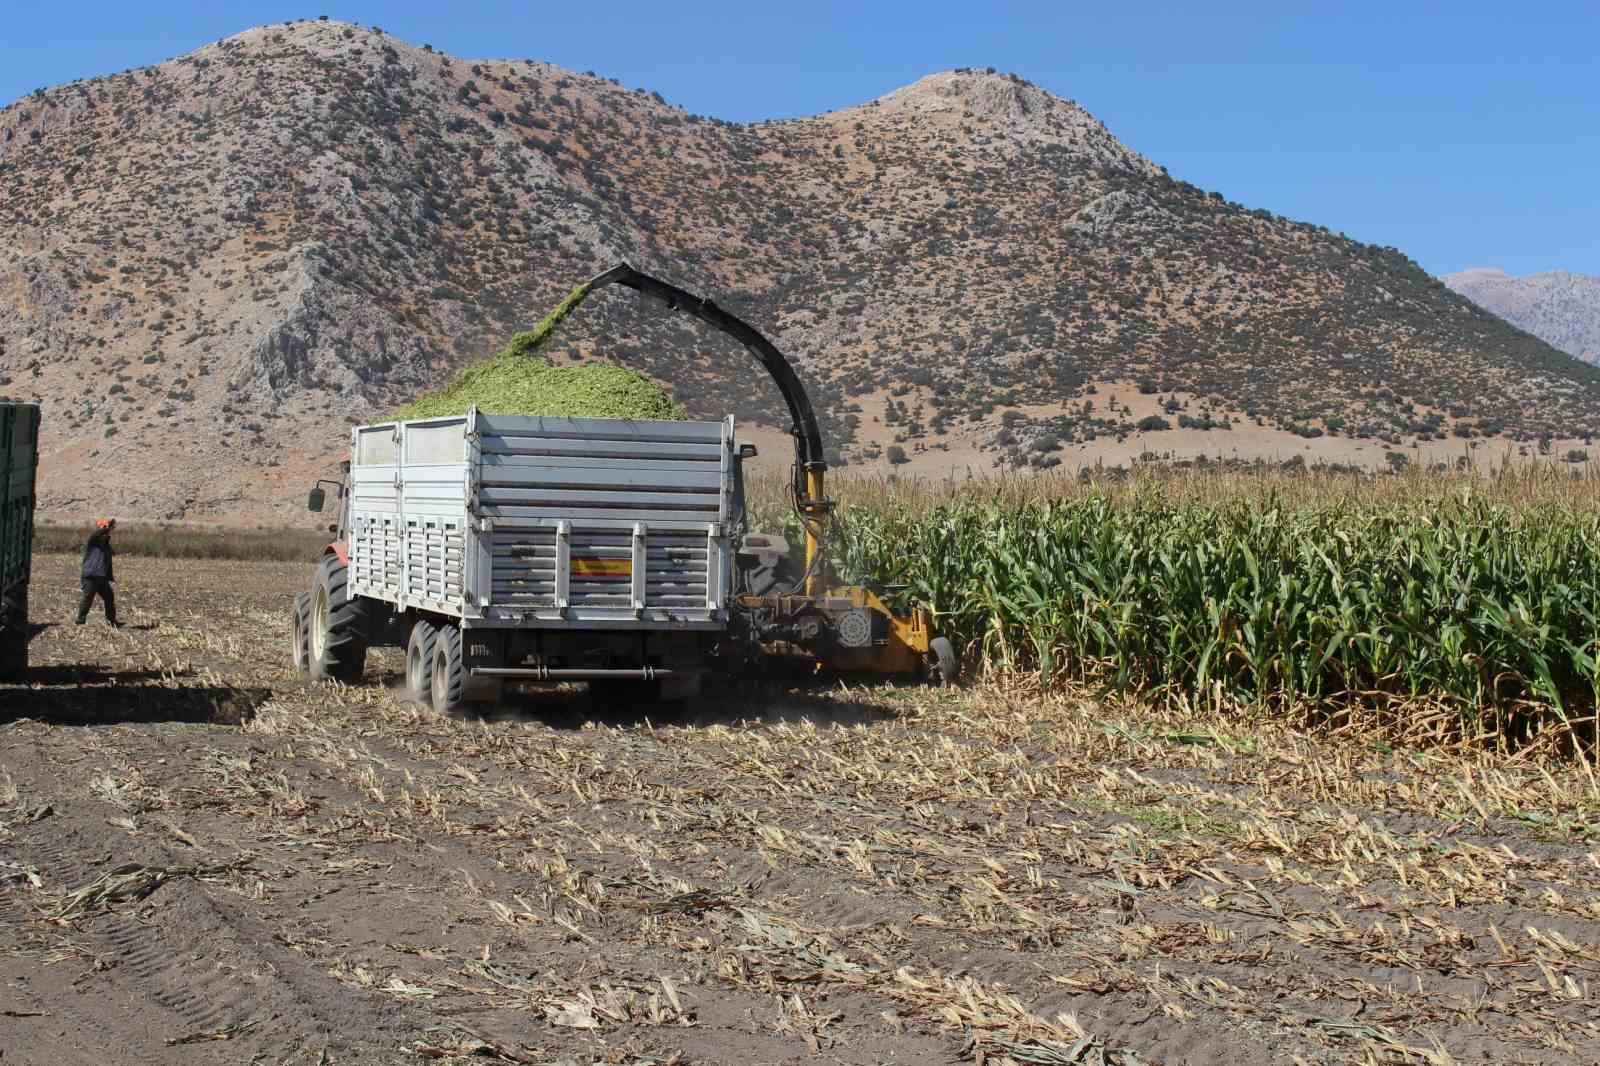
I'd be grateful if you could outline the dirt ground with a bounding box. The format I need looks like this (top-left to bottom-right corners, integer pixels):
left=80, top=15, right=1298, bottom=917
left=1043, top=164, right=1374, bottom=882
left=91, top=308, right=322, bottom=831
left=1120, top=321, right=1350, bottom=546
left=3, top=555, right=1599, bottom=1066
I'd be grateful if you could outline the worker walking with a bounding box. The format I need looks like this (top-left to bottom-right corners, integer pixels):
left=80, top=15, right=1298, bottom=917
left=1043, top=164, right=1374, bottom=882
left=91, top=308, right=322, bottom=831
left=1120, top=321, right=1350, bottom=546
left=76, top=518, right=121, bottom=627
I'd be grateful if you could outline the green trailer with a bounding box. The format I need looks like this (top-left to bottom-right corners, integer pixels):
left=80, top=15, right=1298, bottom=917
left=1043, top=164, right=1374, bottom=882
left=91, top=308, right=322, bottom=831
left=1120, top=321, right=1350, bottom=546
left=1, top=402, right=40, bottom=679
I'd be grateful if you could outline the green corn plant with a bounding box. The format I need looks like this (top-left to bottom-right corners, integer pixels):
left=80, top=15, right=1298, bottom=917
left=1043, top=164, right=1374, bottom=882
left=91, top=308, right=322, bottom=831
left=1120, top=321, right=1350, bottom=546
left=808, top=483, right=1599, bottom=748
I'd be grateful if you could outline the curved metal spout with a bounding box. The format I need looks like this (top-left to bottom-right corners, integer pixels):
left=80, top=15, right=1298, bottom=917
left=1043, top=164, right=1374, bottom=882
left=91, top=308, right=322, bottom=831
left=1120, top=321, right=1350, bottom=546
left=585, top=262, right=827, bottom=478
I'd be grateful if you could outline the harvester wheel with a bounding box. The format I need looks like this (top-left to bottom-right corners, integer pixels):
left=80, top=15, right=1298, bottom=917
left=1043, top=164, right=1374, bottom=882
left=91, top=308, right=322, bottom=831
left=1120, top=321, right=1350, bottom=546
left=429, top=624, right=466, bottom=715
left=309, top=555, right=368, bottom=683
left=290, top=592, right=311, bottom=674
left=405, top=620, right=437, bottom=705
left=927, top=637, right=960, bottom=686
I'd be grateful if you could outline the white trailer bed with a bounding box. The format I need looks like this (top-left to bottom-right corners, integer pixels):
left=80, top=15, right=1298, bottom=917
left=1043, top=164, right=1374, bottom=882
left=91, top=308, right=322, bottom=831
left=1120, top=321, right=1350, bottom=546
left=345, top=410, right=737, bottom=631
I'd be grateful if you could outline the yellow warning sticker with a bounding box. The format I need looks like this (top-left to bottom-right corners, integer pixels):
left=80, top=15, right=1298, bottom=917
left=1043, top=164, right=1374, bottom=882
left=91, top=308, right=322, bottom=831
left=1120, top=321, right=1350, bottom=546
left=572, top=557, right=632, bottom=578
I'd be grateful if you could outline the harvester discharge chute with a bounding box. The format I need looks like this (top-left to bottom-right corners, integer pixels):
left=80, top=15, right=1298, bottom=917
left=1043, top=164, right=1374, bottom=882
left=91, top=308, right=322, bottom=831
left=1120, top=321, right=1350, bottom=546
left=582, top=262, right=955, bottom=683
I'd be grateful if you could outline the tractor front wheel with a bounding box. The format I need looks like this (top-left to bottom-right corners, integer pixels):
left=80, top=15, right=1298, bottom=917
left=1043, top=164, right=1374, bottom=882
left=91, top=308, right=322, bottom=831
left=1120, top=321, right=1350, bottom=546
left=290, top=592, right=311, bottom=674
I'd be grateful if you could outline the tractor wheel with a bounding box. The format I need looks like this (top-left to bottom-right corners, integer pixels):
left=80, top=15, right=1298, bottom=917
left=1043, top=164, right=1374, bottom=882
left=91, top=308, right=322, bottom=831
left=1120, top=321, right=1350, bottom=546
left=309, top=555, right=368, bottom=683
left=926, top=637, right=960, bottom=686
left=290, top=592, right=311, bottom=674
left=405, top=620, right=437, bottom=705
left=429, top=623, right=466, bottom=715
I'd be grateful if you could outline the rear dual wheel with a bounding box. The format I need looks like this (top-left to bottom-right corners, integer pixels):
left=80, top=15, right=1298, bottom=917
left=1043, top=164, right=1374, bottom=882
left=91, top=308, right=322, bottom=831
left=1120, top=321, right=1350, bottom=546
left=407, top=619, right=466, bottom=715
left=405, top=620, right=436, bottom=703
left=431, top=625, right=466, bottom=714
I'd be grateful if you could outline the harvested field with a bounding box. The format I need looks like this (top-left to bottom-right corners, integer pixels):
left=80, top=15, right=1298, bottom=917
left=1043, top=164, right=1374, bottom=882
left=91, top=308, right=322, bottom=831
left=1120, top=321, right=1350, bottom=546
left=3, top=554, right=1600, bottom=1065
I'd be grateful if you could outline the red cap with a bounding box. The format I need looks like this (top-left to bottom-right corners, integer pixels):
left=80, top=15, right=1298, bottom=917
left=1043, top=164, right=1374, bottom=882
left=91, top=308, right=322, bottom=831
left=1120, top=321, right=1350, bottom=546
left=96, top=518, right=115, bottom=530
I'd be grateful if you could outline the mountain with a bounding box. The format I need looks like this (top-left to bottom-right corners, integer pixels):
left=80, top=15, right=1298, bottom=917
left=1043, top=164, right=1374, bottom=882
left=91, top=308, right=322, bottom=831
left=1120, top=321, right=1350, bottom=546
left=1443, top=268, right=1600, bottom=366
left=4, top=20, right=1600, bottom=523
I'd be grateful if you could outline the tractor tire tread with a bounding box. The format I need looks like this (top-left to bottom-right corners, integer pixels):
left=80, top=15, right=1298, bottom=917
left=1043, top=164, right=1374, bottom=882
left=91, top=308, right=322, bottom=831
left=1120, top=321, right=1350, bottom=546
left=310, top=556, right=367, bottom=682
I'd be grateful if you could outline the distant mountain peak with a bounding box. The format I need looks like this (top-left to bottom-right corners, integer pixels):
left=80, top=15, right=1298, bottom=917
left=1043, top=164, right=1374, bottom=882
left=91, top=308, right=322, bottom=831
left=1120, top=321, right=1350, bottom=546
left=862, top=69, right=1155, bottom=172
left=1443, top=268, right=1600, bottom=365
left=876, top=69, right=1075, bottom=116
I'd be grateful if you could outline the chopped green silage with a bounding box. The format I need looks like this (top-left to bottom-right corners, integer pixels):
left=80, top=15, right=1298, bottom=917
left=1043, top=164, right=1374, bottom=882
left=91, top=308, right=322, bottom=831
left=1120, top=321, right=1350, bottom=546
left=393, top=356, right=686, bottom=421
left=506, top=280, right=597, bottom=358
left=393, top=280, right=686, bottom=421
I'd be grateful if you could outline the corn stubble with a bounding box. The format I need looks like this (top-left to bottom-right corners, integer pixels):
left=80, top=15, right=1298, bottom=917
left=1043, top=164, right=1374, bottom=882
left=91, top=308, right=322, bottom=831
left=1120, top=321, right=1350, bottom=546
left=7, top=553, right=1600, bottom=1063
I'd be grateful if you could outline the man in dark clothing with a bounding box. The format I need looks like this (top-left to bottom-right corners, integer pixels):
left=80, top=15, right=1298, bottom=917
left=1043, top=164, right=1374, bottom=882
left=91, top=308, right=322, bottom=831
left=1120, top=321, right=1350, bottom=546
left=77, top=518, right=120, bottom=626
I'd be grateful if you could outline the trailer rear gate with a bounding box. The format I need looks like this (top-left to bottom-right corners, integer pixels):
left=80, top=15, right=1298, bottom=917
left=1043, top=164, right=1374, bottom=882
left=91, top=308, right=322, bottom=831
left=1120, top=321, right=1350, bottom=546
left=346, top=412, right=736, bottom=630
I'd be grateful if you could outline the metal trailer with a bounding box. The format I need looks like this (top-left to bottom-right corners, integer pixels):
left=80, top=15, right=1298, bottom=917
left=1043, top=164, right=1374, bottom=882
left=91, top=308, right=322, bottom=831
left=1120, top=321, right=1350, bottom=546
left=1, top=402, right=40, bottom=679
left=299, top=411, right=745, bottom=710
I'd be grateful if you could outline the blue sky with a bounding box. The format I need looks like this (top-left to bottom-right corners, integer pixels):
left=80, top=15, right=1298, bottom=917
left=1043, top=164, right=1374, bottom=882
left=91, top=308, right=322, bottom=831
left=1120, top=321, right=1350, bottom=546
left=3, top=1, right=1595, bottom=277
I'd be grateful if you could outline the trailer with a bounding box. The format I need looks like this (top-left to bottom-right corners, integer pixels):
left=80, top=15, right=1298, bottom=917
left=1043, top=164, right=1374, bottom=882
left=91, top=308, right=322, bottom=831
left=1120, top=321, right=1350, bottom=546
left=1, top=402, right=40, bottom=680
left=294, top=263, right=957, bottom=713
left=299, top=410, right=740, bottom=707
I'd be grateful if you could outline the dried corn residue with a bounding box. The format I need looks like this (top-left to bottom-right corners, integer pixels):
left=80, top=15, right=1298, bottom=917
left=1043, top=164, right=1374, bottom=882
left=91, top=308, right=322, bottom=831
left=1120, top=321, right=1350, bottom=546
left=394, top=281, right=685, bottom=421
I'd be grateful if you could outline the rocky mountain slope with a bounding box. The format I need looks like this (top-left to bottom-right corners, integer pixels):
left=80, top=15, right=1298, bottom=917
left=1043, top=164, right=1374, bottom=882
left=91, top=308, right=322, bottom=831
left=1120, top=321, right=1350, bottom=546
left=4, top=19, right=1600, bottom=522
left=1444, top=268, right=1600, bottom=365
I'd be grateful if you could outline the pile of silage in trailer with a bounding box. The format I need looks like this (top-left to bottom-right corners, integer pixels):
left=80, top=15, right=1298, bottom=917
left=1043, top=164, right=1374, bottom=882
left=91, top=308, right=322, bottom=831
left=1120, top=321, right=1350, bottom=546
left=393, top=281, right=686, bottom=421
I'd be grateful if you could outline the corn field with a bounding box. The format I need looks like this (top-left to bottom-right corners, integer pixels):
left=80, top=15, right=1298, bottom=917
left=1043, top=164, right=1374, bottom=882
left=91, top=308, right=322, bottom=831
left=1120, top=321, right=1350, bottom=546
left=771, top=470, right=1600, bottom=744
